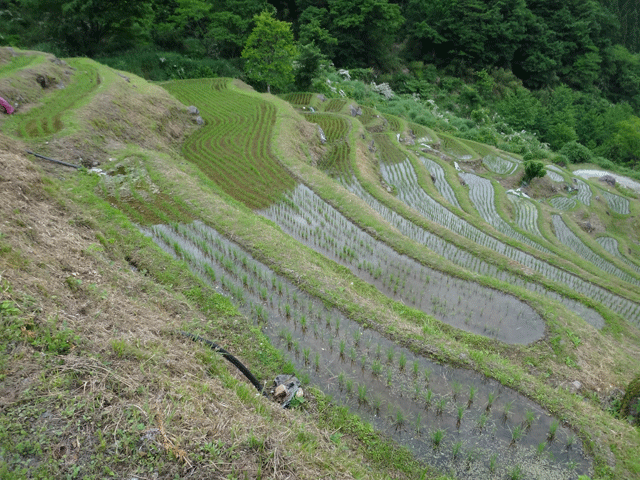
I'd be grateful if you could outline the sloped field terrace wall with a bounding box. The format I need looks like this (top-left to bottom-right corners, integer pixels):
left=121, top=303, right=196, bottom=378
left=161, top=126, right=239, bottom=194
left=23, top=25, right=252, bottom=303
left=142, top=220, right=591, bottom=479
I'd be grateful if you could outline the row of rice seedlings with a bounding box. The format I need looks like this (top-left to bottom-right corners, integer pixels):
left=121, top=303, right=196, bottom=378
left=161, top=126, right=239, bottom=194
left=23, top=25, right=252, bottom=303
left=374, top=133, right=406, bottom=164
left=162, top=78, right=296, bottom=209
left=507, top=193, right=543, bottom=237
left=408, top=122, right=437, bottom=143
left=596, top=237, right=640, bottom=275
left=418, top=156, right=461, bottom=207
left=281, top=92, right=313, bottom=105
left=549, top=196, right=577, bottom=211
left=145, top=219, right=588, bottom=476
left=342, top=175, right=607, bottom=329
left=482, top=154, right=518, bottom=175
left=546, top=170, right=565, bottom=182
left=305, top=113, right=350, bottom=142
left=552, top=215, right=640, bottom=291
left=458, top=172, right=551, bottom=253
left=382, top=113, right=403, bottom=133
left=260, top=184, right=545, bottom=344
left=601, top=190, right=631, bottom=215
left=323, top=98, right=347, bottom=112
left=367, top=159, right=637, bottom=325
left=574, top=178, right=592, bottom=206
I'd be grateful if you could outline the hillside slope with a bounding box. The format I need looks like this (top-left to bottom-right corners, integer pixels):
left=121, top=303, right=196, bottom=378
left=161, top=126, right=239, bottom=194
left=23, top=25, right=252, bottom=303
left=2, top=48, right=640, bottom=479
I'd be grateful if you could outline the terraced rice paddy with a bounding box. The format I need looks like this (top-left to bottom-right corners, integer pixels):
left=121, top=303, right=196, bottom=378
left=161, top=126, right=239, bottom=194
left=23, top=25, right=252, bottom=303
left=574, top=179, right=592, bottom=206
left=342, top=171, right=637, bottom=328
left=458, top=172, right=551, bottom=253
left=324, top=98, right=347, bottom=112
left=546, top=170, right=565, bottom=183
left=601, top=190, right=630, bottom=214
left=438, top=133, right=476, bottom=160
left=382, top=114, right=403, bottom=132
left=9, top=59, right=100, bottom=139
left=418, top=156, right=461, bottom=207
left=163, top=78, right=296, bottom=209
left=375, top=133, right=407, bottom=164
left=507, top=193, right=542, bottom=237
left=0, top=52, right=44, bottom=78
left=305, top=113, right=350, bottom=142
left=482, top=154, right=518, bottom=174
left=573, top=169, right=640, bottom=194
left=260, top=184, right=545, bottom=344
left=281, top=92, right=313, bottom=105
left=596, top=237, right=640, bottom=275
left=408, top=122, right=436, bottom=142
left=551, top=215, right=640, bottom=288
left=549, top=196, right=577, bottom=211
left=143, top=220, right=590, bottom=479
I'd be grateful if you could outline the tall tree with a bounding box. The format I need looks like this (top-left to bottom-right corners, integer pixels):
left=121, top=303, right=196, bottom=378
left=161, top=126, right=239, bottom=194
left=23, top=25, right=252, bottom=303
left=25, top=0, right=152, bottom=56
left=242, top=10, right=297, bottom=93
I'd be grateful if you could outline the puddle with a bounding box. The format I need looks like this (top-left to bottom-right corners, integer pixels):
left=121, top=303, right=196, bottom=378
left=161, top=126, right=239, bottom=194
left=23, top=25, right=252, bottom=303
left=143, top=221, right=592, bottom=479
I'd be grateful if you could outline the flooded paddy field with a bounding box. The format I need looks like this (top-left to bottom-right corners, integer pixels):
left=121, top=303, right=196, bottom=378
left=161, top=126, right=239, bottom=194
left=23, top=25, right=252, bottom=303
left=143, top=221, right=592, bottom=480
left=260, top=185, right=545, bottom=344
left=343, top=162, right=639, bottom=327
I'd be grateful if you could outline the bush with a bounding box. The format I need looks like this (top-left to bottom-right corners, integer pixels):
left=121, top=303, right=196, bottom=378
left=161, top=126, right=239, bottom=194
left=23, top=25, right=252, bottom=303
left=522, top=161, right=546, bottom=184
left=559, top=141, right=594, bottom=163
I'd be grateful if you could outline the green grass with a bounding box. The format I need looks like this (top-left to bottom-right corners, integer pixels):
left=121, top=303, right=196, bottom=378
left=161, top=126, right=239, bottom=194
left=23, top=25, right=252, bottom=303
left=6, top=58, right=100, bottom=139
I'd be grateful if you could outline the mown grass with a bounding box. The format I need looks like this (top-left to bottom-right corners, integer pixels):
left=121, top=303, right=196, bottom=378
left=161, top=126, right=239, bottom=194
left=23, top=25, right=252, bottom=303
left=7, top=58, right=100, bottom=139
left=162, top=78, right=296, bottom=210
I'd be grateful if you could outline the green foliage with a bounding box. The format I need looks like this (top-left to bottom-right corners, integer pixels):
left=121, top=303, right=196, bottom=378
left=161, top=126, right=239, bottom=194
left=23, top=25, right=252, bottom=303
left=559, top=141, right=594, bottom=164
left=295, top=43, right=326, bottom=90
left=242, top=10, right=297, bottom=93
left=522, top=161, right=546, bottom=185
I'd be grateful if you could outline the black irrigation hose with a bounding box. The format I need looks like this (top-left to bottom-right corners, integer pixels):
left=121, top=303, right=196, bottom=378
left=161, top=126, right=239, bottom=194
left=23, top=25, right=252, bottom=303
left=179, top=331, right=266, bottom=396
left=26, top=150, right=81, bottom=169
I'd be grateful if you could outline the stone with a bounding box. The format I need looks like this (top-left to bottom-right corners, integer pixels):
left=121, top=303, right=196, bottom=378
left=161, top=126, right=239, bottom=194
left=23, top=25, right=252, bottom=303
left=599, top=175, right=616, bottom=187
left=195, top=116, right=204, bottom=125
left=571, top=380, right=582, bottom=392
left=295, top=388, right=304, bottom=398
left=274, top=384, right=287, bottom=399
left=187, top=106, right=200, bottom=115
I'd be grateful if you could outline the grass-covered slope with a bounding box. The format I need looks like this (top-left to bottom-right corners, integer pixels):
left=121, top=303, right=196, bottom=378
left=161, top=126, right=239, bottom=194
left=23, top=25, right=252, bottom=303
left=1, top=48, right=640, bottom=479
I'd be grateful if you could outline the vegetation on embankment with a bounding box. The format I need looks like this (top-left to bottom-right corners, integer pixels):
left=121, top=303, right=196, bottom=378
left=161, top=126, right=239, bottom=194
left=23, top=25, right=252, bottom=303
left=1, top=48, right=640, bottom=478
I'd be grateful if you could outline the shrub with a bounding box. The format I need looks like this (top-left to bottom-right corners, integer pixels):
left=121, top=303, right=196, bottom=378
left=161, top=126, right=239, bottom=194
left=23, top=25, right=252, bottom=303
left=559, top=141, right=594, bottom=164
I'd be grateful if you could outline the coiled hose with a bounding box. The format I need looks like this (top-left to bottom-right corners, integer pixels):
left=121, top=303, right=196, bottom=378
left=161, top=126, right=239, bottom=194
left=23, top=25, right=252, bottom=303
left=179, top=331, right=266, bottom=396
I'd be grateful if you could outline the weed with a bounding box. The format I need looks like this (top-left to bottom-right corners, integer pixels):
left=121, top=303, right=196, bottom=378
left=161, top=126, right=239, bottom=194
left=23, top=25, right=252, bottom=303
left=452, top=441, right=463, bottom=459
left=468, top=386, right=477, bottom=407
left=503, top=400, right=514, bottom=419
left=524, top=409, right=535, bottom=429
left=510, top=425, right=523, bottom=444
left=486, top=392, right=496, bottom=411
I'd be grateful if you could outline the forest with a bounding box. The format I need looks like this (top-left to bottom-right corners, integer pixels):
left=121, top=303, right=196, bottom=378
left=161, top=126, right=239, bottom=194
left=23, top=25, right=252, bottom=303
left=2, top=0, right=640, bottom=170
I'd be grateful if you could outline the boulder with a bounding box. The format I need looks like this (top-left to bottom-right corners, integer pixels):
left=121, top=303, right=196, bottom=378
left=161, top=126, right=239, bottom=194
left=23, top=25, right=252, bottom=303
left=187, top=106, right=200, bottom=115
left=599, top=175, right=616, bottom=187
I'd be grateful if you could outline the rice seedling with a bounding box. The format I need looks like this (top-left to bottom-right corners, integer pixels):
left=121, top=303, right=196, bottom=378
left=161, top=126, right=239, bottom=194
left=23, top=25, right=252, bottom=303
left=303, top=347, right=310, bottom=365
left=566, top=434, right=575, bottom=449
left=423, top=368, right=432, bottom=384
left=386, top=368, right=393, bottom=386
left=456, top=406, right=464, bottom=427
left=548, top=420, right=559, bottom=440
left=357, top=383, right=367, bottom=404
left=373, top=395, right=382, bottom=414
left=536, top=442, right=546, bottom=455
left=346, top=379, right=354, bottom=394
left=386, top=346, right=394, bottom=364
left=314, top=352, right=320, bottom=371
left=414, top=412, right=423, bottom=435
left=395, top=408, right=406, bottom=428
left=339, top=340, right=346, bottom=357
left=452, top=380, right=461, bottom=400
left=452, top=441, right=463, bottom=459
left=375, top=343, right=382, bottom=358
left=423, top=389, right=433, bottom=408
left=338, top=372, right=345, bottom=389
left=399, top=352, right=407, bottom=370
left=352, top=329, right=362, bottom=346
left=348, top=346, right=357, bottom=363
left=489, top=453, right=497, bottom=473
left=486, top=391, right=496, bottom=411
left=509, top=465, right=523, bottom=480
left=431, top=429, right=445, bottom=448
left=371, top=359, right=382, bottom=376
left=503, top=400, right=514, bottom=419
left=477, top=413, right=488, bottom=430
left=524, top=409, right=535, bottom=429
left=468, top=386, right=477, bottom=407
left=510, top=425, right=523, bottom=445
left=412, top=360, right=419, bottom=377
left=436, top=397, right=446, bottom=415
